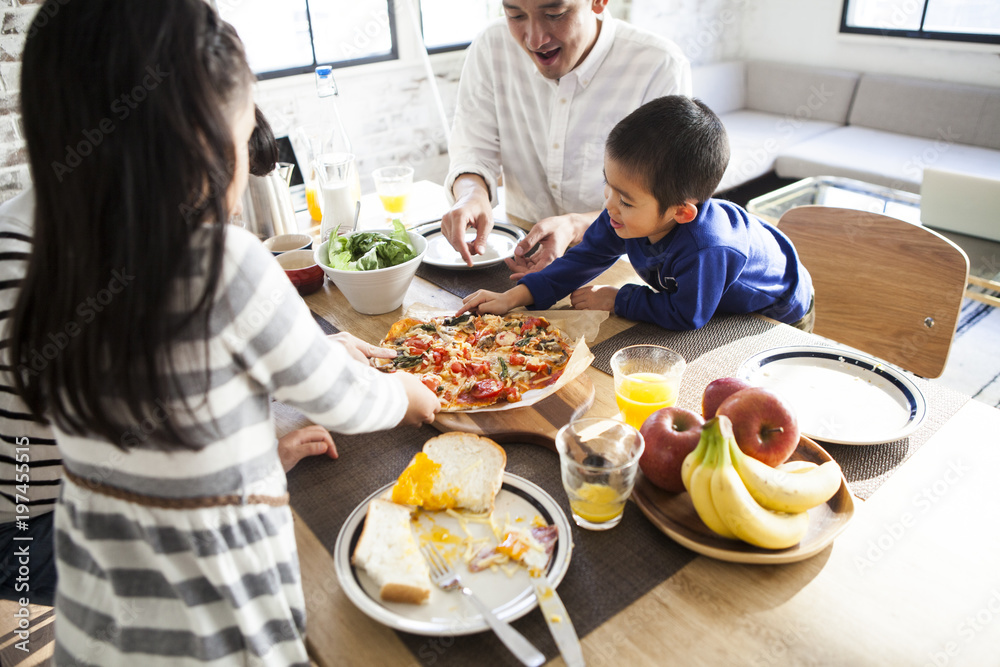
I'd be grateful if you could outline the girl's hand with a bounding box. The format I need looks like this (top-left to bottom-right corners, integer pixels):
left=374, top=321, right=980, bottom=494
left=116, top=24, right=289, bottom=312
left=278, top=424, right=336, bottom=472
left=398, top=373, right=441, bottom=426
left=570, top=285, right=618, bottom=312
left=328, top=332, right=396, bottom=364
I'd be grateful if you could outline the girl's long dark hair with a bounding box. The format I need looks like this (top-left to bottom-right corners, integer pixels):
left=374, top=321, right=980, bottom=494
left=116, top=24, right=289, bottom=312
left=11, top=0, right=253, bottom=448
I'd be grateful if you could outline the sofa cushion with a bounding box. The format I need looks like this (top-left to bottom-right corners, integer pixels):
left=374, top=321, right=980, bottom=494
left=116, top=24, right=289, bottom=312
left=774, top=126, right=1000, bottom=193
left=715, top=110, right=841, bottom=192
left=849, top=74, right=1000, bottom=150
left=745, top=61, right=859, bottom=124
left=691, top=61, right=746, bottom=115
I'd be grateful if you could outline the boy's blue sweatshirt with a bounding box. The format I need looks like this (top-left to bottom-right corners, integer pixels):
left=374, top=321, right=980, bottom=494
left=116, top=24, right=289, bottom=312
left=519, top=199, right=812, bottom=330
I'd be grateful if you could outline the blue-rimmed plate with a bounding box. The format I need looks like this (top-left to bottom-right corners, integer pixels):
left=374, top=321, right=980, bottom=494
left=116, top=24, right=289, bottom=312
left=737, top=345, right=927, bottom=445
left=413, top=221, right=526, bottom=270
left=334, top=472, right=573, bottom=636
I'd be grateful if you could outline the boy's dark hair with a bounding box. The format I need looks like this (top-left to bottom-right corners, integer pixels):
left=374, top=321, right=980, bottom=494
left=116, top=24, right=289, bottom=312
left=249, top=105, right=279, bottom=176
left=606, top=95, right=730, bottom=213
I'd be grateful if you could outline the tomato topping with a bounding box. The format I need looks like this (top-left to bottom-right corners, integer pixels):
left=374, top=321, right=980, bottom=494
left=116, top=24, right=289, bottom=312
left=520, top=317, right=545, bottom=333
left=508, top=352, right=526, bottom=366
left=470, top=379, right=503, bottom=400
left=525, top=360, right=547, bottom=373
left=450, top=360, right=465, bottom=375
left=470, top=361, right=491, bottom=376
left=503, top=386, right=521, bottom=403
left=405, top=337, right=429, bottom=353
left=421, top=375, right=441, bottom=392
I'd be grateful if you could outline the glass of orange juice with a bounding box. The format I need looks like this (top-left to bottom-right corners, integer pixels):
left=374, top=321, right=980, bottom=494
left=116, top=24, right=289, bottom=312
left=555, top=418, right=644, bottom=530
left=372, top=165, right=413, bottom=222
left=610, top=345, right=686, bottom=431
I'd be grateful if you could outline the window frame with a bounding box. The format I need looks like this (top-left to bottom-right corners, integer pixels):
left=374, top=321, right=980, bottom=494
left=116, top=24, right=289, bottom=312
left=243, top=0, right=401, bottom=81
left=839, top=0, right=1000, bottom=46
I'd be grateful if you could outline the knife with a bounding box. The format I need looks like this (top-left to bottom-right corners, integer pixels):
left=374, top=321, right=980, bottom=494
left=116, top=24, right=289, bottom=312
left=529, top=573, right=585, bottom=667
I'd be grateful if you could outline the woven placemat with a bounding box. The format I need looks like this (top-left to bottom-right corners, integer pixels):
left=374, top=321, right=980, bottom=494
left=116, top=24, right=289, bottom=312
left=590, top=316, right=971, bottom=499
left=415, top=262, right=519, bottom=299
left=287, top=434, right=695, bottom=667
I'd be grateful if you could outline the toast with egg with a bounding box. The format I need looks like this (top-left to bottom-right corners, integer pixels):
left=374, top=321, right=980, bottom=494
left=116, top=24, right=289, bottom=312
left=351, top=499, right=432, bottom=604
left=390, top=432, right=506, bottom=514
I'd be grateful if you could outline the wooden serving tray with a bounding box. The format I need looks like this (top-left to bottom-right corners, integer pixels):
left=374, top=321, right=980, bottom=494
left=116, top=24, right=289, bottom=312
left=632, top=435, right=856, bottom=564
left=432, top=373, right=595, bottom=451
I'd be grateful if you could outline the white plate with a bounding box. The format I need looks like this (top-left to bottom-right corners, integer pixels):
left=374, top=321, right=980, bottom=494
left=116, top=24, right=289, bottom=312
left=414, top=222, right=526, bottom=270
left=334, top=473, right=573, bottom=636
left=737, top=345, right=927, bottom=445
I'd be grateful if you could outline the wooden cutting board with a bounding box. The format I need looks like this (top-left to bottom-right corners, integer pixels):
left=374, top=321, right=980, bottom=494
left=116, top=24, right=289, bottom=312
left=431, top=373, right=596, bottom=451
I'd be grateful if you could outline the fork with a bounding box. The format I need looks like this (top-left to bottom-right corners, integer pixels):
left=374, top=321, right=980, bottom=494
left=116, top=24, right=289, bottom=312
left=421, top=543, right=545, bottom=667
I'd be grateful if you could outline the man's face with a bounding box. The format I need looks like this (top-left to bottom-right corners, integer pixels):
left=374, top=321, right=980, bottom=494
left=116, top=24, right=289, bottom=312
left=503, top=0, right=608, bottom=80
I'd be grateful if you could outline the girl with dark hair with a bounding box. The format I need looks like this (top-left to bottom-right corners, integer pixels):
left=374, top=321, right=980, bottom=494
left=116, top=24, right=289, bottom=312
left=10, top=1, right=438, bottom=663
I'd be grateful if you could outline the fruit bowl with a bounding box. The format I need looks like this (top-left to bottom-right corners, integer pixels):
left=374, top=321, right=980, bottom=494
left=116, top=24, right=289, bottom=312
left=632, top=435, right=855, bottom=564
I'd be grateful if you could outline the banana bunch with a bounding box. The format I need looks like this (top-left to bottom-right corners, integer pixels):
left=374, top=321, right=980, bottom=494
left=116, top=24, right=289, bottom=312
left=681, top=416, right=843, bottom=549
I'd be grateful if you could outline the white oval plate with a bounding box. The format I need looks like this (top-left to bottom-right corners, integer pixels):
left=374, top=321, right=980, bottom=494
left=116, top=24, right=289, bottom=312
left=414, top=221, right=526, bottom=270
left=334, top=473, right=573, bottom=636
left=737, top=345, right=927, bottom=445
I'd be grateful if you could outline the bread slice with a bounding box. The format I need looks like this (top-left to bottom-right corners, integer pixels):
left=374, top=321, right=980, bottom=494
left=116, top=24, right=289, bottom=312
left=351, top=499, right=431, bottom=604
left=390, top=432, right=506, bottom=514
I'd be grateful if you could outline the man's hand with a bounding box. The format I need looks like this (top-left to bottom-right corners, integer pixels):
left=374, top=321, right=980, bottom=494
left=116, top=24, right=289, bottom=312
left=457, top=284, right=534, bottom=316
left=505, top=211, right=598, bottom=279
left=570, top=285, right=619, bottom=313
left=328, top=332, right=395, bottom=364
left=278, top=424, right=336, bottom=472
left=441, top=174, right=494, bottom=267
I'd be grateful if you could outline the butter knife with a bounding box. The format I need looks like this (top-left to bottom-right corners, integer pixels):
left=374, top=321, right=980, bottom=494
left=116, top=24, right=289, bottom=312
left=530, top=573, right=585, bottom=666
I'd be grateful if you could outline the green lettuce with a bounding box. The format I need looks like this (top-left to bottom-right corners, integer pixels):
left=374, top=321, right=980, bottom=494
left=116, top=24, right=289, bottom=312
left=324, top=220, right=418, bottom=271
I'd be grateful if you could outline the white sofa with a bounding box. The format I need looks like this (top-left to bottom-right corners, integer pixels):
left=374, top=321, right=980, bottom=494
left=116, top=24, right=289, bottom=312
left=694, top=61, right=1000, bottom=196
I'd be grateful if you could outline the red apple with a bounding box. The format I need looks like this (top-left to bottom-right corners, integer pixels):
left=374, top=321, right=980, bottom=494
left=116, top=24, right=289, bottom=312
left=702, top=376, right=753, bottom=418
left=639, top=407, right=705, bottom=493
left=715, top=387, right=799, bottom=466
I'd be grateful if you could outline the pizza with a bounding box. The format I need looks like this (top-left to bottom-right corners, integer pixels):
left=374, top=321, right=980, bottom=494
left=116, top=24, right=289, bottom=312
left=374, top=313, right=575, bottom=410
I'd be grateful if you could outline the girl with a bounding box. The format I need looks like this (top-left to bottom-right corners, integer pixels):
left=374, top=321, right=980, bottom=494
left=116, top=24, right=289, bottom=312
left=10, top=1, right=438, bottom=664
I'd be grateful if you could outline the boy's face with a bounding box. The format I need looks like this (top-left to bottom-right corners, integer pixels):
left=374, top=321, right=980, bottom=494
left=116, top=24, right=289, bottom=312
left=503, top=0, right=609, bottom=80
left=602, top=155, right=684, bottom=244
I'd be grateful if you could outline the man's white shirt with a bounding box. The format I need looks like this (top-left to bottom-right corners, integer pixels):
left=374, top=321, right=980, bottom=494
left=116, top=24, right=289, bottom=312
left=446, top=12, right=691, bottom=223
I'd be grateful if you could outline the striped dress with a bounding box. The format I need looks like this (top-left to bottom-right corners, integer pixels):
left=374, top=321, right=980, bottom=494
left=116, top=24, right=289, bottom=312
left=51, top=224, right=408, bottom=665
left=0, top=191, right=61, bottom=525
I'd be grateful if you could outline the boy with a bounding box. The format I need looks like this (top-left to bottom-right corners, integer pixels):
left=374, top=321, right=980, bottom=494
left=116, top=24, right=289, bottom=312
left=458, top=95, right=814, bottom=331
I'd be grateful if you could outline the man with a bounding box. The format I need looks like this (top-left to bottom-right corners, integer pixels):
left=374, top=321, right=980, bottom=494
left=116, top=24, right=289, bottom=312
left=441, top=0, right=690, bottom=277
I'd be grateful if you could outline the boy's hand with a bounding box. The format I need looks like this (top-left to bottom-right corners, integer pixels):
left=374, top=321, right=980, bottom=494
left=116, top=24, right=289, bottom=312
left=458, top=284, right=534, bottom=316
left=570, top=285, right=618, bottom=312
left=278, top=424, right=337, bottom=472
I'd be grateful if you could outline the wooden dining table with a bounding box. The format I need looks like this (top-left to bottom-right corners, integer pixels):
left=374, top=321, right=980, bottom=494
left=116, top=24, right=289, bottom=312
left=278, top=209, right=1000, bottom=667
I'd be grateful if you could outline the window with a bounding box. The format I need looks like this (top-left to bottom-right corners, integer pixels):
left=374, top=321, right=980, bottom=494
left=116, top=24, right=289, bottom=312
left=841, top=0, right=1000, bottom=44
left=420, top=0, right=502, bottom=53
left=218, top=0, right=398, bottom=80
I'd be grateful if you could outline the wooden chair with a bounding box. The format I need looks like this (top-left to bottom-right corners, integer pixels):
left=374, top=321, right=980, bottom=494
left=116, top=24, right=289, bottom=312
left=777, top=205, right=969, bottom=378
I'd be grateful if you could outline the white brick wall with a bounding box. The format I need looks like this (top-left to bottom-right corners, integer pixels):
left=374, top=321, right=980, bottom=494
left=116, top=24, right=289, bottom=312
left=0, top=0, right=38, bottom=204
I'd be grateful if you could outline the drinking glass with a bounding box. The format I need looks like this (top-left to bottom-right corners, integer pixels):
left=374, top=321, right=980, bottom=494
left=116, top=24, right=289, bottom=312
left=555, top=418, right=645, bottom=531
left=610, top=345, right=686, bottom=431
left=372, top=165, right=414, bottom=222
